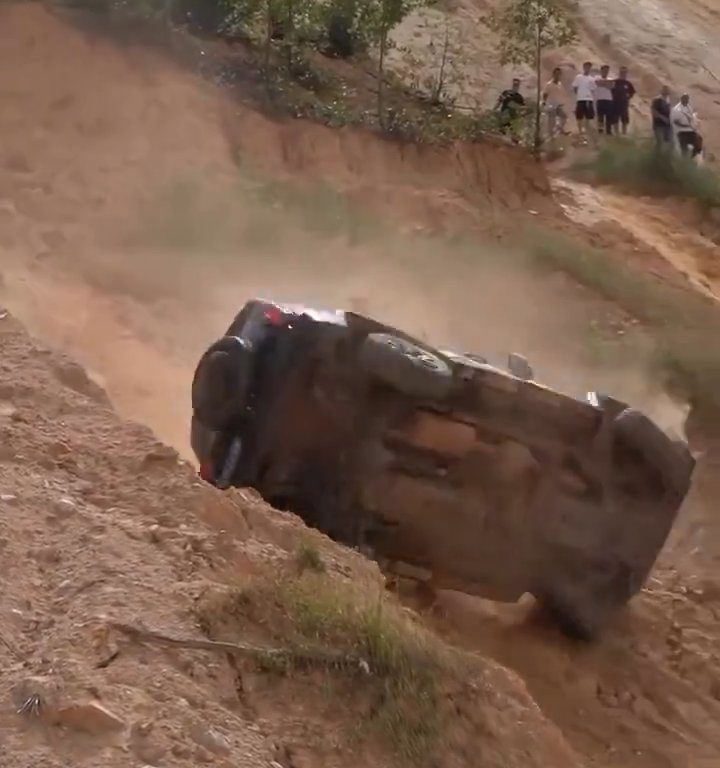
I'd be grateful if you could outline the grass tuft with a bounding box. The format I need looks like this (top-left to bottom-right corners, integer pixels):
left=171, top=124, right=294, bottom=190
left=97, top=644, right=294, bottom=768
left=197, top=572, right=460, bottom=761
left=579, top=138, right=720, bottom=209
left=529, top=229, right=720, bottom=414
left=296, top=541, right=327, bottom=574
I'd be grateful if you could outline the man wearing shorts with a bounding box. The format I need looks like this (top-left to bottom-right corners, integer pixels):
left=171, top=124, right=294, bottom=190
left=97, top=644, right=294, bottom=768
left=612, top=66, right=636, bottom=135
left=572, top=61, right=596, bottom=134
left=594, top=65, right=615, bottom=135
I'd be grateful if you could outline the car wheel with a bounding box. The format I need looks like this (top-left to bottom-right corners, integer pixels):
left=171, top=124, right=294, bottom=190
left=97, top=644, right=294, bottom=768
left=613, top=408, right=695, bottom=498
left=537, top=590, right=605, bottom=641
left=191, top=335, right=254, bottom=431
left=358, top=333, right=453, bottom=400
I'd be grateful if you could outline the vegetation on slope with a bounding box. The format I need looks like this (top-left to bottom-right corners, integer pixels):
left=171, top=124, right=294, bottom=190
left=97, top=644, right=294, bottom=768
left=531, top=230, right=720, bottom=417
left=197, top=567, right=466, bottom=762
left=580, top=138, right=720, bottom=209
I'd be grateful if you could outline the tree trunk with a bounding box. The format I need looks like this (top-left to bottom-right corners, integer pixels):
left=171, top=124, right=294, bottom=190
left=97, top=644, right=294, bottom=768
left=533, top=21, right=542, bottom=157
left=285, top=0, right=294, bottom=72
left=264, top=0, right=273, bottom=91
left=378, top=25, right=387, bottom=129
left=434, top=22, right=450, bottom=105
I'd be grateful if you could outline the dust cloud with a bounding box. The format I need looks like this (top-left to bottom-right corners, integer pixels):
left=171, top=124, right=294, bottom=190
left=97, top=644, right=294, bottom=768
left=76, top=182, right=691, bottom=452
left=4, top=8, right=720, bottom=768
left=0, top=0, right=688, bottom=457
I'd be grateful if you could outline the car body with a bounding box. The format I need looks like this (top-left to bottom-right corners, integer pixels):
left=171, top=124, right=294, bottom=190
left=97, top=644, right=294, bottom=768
left=191, top=298, right=695, bottom=637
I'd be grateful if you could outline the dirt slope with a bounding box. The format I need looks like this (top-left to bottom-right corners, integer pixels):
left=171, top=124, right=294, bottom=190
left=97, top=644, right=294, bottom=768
left=0, top=1, right=555, bottom=248
left=2, top=307, right=718, bottom=768
left=1, top=310, right=592, bottom=768
left=1, top=3, right=720, bottom=768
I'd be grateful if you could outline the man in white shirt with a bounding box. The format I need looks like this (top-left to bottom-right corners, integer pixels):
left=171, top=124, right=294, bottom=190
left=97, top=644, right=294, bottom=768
left=572, top=61, right=597, bottom=135
left=672, top=93, right=703, bottom=158
left=594, top=65, right=615, bottom=135
left=542, top=66, right=569, bottom=137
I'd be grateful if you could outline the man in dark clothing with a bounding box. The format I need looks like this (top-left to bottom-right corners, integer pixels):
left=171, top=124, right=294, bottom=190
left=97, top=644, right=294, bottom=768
left=497, top=78, right=525, bottom=113
left=496, top=78, right=525, bottom=142
left=651, top=85, right=673, bottom=147
left=611, top=65, right=636, bottom=134
left=595, top=65, right=615, bottom=135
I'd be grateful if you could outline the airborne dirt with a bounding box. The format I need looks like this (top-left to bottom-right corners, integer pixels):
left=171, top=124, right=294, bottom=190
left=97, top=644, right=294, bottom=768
left=1, top=2, right=720, bottom=768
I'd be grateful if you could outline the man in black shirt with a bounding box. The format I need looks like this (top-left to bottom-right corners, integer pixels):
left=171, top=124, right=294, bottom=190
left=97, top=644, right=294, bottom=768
left=496, top=78, right=525, bottom=142
left=612, top=65, right=636, bottom=135
left=651, top=85, right=673, bottom=147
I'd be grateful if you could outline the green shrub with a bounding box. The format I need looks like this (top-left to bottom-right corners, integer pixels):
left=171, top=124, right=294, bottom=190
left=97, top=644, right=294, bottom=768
left=197, top=573, right=461, bottom=761
left=580, top=138, right=720, bottom=208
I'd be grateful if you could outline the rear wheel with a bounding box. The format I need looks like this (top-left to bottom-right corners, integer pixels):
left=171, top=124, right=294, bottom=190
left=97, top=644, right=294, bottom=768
left=537, top=590, right=605, bottom=641
left=358, top=333, right=453, bottom=400
left=537, top=571, right=635, bottom=641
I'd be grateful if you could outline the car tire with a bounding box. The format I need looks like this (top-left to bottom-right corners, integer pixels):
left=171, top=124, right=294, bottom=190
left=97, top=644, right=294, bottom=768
left=191, top=336, right=254, bottom=431
left=537, top=590, right=604, bottom=641
left=358, top=333, right=453, bottom=400
left=613, top=408, right=695, bottom=498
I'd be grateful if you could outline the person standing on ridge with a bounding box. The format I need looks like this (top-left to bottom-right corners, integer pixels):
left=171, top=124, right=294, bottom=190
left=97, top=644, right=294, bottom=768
left=542, top=67, right=569, bottom=138
left=611, top=65, right=636, bottom=135
left=651, top=86, right=673, bottom=147
left=496, top=78, right=526, bottom=142
left=572, top=61, right=596, bottom=137
left=672, top=93, right=703, bottom=158
left=594, top=64, right=615, bottom=135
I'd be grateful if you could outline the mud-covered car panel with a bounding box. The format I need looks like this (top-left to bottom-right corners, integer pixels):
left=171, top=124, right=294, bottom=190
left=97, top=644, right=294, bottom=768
left=191, top=298, right=695, bottom=638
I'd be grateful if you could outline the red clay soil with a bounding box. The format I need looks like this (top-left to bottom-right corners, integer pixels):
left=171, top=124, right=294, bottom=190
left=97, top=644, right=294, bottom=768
left=0, top=311, right=591, bottom=768
left=1, top=4, right=720, bottom=768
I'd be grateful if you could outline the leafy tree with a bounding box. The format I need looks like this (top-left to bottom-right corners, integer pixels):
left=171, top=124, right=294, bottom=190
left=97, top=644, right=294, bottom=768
left=360, top=0, right=426, bottom=127
left=397, top=16, right=470, bottom=107
left=225, top=0, right=322, bottom=79
left=323, top=0, right=379, bottom=57
left=485, top=0, right=577, bottom=154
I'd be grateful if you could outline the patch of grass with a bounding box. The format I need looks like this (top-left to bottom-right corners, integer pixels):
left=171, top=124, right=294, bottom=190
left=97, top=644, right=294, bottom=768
left=296, top=541, right=327, bottom=573
left=197, top=573, right=461, bottom=762
left=529, top=229, right=720, bottom=414
left=579, top=138, right=720, bottom=209
left=273, top=576, right=448, bottom=760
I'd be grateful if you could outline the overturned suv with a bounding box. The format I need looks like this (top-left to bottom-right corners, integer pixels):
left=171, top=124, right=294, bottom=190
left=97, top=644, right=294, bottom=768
left=191, top=299, right=694, bottom=638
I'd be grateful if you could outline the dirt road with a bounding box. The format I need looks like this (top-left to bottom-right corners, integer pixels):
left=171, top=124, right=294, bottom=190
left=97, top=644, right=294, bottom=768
left=1, top=3, right=719, bottom=767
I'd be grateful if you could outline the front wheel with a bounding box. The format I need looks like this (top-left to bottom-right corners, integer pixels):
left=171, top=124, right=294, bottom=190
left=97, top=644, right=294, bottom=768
left=358, top=333, right=453, bottom=401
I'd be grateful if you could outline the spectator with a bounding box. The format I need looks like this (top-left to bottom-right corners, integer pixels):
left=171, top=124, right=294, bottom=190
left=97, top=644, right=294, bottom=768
left=672, top=93, right=703, bottom=158
left=651, top=86, right=673, bottom=147
left=611, top=65, right=636, bottom=135
left=572, top=61, right=596, bottom=135
left=495, top=78, right=526, bottom=143
left=542, top=67, right=569, bottom=138
left=595, top=65, right=615, bottom=135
